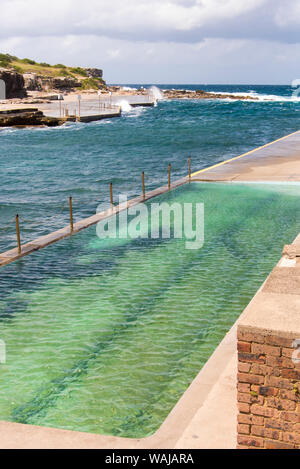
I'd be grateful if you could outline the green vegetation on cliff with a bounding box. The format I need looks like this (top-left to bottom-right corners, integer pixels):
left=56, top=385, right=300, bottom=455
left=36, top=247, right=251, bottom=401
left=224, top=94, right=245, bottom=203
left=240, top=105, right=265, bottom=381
left=0, top=53, right=105, bottom=89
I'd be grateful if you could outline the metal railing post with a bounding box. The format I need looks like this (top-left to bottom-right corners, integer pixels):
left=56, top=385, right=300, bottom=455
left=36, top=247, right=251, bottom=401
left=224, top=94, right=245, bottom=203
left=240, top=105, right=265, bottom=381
left=69, top=196, right=74, bottom=232
left=110, top=182, right=113, bottom=208
left=142, top=171, right=145, bottom=200
left=15, top=214, right=21, bottom=254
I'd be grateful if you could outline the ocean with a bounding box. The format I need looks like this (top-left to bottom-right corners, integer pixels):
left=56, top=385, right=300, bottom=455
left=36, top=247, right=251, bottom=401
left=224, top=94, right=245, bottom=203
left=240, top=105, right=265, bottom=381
left=1, top=84, right=300, bottom=252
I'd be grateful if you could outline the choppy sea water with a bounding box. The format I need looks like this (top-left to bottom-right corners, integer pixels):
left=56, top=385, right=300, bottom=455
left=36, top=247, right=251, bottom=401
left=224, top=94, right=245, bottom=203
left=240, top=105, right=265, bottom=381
left=1, top=84, right=300, bottom=252
left=0, top=182, right=299, bottom=437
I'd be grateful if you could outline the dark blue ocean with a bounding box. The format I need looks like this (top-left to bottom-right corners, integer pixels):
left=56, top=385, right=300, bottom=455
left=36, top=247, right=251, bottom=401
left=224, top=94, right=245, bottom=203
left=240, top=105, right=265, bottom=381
left=1, top=84, right=300, bottom=252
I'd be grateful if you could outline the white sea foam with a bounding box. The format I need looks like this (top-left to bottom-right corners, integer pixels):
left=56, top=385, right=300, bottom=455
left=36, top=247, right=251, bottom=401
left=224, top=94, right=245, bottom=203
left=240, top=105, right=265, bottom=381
left=208, top=90, right=300, bottom=102
left=166, top=86, right=300, bottom=103
left=122, top=86, right=137, bottom=91
left=116, top=100, right=133, bottom=112
left=127, top=107, right=145, bottom=118
left=0, top=127, right=17, bottom=134
left=149, top=86, right=164, bottom=101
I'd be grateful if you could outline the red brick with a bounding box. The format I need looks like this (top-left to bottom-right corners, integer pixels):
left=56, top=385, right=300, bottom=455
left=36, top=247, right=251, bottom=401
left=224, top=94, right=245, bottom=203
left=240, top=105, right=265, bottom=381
left=238, top=414, right=251, bottom=425
left=238, top=352, right=265, bottom=364
left=280, top=399, right=297, bottom=411
left=265, top=419, right=294, bottom=432
left=265, top=336, right=293, bottom=348
left=237, top=435, right=264, bottom=448
left=267, top=397, right=296, bottom=411
left=266, top=355, right=294, bottom=369
left=251, top=384, right=260, bottom=392
left=237, top=329, right=265, bottom=344
left=249, top=425, right=264, bottom=436
left=259, top=386, right=278, bottom=397
left=252, top=415, right=265, bottom=425
left=238, top=373, right=264, bottom=385
left=282, top=432, right=300, bottom=445
left=238, top=423, right=250, bottom=435
left=251, top=404, right=279, bottom=418
left=251, top=363, right=271, bottom=376
left=252, top=425, right=281, bottom=440
left=265, top=375, right=293, bottom=390
left=281, top=368, right=300, bottom=380
left=282, top=348, right=294, bottom=358
left=238, top=362, right=251, bottom=373
left=280, top=389, right=300, bottom=402
left=281, top=411, right=300, bottom=423
left=238, top=383, right=250, bottom=393
left=252, top=343, right=281, bottom=357
left=265, top=440, right=295, bottom=449
left=238, top=414, right=264, bottom=425
left=238, top=391, right=264, bottom=405
left=238, top=341, right=251, bottom=353
left=294, top=423, right=300, bottom=432
left=238, top=402, right=250, bottom=413
left=272, top=368, right=282, bottom=377
left=238, top=392, right=251, bottom=403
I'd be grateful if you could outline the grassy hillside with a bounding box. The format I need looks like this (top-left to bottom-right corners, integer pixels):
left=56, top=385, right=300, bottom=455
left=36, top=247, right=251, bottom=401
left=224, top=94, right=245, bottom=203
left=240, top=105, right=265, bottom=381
left=0, top=53, right=106, bottom=89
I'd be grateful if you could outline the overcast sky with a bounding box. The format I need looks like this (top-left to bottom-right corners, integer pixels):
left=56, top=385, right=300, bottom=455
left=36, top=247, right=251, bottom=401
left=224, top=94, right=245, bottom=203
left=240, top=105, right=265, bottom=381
left=0, top=0, right=300, bottom=84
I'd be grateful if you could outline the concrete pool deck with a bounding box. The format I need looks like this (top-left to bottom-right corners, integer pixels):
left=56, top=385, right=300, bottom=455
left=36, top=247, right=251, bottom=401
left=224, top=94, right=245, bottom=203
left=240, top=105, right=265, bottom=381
left=191, top=129, right=300, bottom=182
left=0, top=129, right=300, bottom=448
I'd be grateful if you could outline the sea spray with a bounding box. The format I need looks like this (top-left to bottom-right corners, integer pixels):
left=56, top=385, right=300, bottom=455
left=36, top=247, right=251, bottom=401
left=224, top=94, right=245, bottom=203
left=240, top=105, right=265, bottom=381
left=116, top=100, right=133, bottom=112
left=149, top=86, right=164, bottom=101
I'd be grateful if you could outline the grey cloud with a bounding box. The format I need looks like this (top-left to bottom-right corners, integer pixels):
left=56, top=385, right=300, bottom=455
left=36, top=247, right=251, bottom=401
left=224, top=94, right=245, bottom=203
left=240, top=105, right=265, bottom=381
left=0, top=0, right=299, bottom=44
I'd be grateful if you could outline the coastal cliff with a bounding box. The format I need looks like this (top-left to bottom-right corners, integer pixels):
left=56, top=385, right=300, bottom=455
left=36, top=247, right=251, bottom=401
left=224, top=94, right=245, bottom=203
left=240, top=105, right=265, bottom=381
left=0, top=53, right=106, bottom=98
left=0, top=68, right=27, bottom=99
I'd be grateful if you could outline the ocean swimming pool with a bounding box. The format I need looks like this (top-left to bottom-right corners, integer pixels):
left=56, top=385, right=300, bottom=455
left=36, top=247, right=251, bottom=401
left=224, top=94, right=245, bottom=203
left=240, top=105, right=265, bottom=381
left=0, top=182, right=299, bottom=438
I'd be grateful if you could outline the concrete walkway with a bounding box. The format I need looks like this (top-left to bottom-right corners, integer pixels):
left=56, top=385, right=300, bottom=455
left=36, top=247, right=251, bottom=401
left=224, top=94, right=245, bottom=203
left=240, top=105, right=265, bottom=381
left=192, top=130, right=300, bottom=182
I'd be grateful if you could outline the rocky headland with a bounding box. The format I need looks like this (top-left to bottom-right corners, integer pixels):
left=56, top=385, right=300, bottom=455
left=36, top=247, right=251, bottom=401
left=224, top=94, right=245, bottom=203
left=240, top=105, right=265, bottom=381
left=0, top=53, right=260, bottom=127
left=162, top=89, right=258, bottom=100
left=0, top=53, right=106, bottom=101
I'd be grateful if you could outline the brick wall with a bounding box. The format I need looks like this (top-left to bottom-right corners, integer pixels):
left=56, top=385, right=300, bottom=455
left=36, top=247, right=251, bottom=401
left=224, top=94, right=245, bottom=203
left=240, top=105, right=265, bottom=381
left=237, top=327, right=300, bottom=449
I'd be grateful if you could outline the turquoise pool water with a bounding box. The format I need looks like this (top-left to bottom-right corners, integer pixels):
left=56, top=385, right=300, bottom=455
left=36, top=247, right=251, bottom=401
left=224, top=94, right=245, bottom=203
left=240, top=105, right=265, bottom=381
left=0, top=182, right=299, bottom=437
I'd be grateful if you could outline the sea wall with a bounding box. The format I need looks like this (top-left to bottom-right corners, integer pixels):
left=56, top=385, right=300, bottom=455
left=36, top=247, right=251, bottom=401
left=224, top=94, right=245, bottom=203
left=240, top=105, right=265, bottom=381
left=237, top=236, right=300, bottom=449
